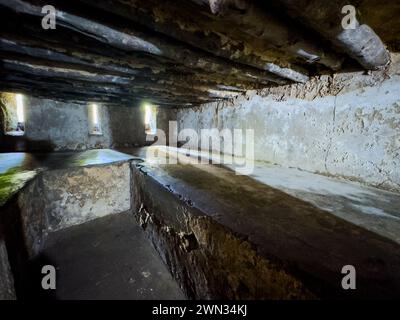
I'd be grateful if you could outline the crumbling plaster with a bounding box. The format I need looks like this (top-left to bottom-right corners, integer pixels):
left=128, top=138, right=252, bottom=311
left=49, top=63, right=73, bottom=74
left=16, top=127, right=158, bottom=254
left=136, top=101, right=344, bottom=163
left=177, top=54, right=400, bottom=192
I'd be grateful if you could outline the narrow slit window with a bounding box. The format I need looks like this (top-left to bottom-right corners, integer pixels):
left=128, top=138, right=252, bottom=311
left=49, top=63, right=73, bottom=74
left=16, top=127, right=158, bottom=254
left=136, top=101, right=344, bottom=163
left=16, top=94, right=24, bottom=124
left=144, top=103, right=157, bottom=135
left=88, top=103, right=102, bottom=135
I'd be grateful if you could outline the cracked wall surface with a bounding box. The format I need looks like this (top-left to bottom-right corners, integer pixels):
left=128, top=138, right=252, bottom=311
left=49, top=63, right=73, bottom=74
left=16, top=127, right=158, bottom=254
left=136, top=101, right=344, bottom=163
left=177, top=54, right=400, bottom=193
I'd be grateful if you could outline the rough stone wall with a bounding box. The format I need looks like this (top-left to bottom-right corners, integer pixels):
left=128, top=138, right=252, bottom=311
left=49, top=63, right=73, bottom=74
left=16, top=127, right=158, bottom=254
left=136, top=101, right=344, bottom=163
left=0, top=93, right=19, bottom=132
left=107, top=105, right=146, bottom=148
left=25, top=97, right=112, bottom=151
left=17, top=162, right=131, bottom=256
left=0, top=98, right=5, bottom=136
left=177, top=54, right=400, bottom=193
left=0, top=94, right=148, bottom=151
left=157, top=108, right=177, bottom=144
left=0, top=238, right=16, bottom=300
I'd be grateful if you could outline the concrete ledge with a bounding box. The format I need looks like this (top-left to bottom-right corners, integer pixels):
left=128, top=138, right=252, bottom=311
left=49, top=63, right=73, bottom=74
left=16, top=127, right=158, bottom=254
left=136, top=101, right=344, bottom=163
left=130, top=149, right=400, bottom=299
left=132, top=167, right=314, bottom=299
left=0, top=149, right=133, bottom=207
left=18, top=161, right=131, bottom=256
left=0, top=150, right=134, bottom=298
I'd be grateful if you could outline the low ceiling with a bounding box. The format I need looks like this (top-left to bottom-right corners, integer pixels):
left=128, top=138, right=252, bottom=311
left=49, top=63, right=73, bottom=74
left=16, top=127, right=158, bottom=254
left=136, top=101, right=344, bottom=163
left=0, top=0, right=399, bottom=107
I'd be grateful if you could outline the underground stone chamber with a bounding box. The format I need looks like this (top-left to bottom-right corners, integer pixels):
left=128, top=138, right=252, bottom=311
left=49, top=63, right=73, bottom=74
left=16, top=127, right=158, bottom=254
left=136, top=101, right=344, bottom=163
left=0, top=0, right=400, bottom=301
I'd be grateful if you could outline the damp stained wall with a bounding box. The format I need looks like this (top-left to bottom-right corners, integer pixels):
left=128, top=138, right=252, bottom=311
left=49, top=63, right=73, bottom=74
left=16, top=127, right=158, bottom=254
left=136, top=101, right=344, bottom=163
left=0, top=93, right=19, bottom=133
left=177, top=54, right=400, bottom=193
left=24, top=96, right=112, bottom=151
left=0, top=94, right=150, bottom=151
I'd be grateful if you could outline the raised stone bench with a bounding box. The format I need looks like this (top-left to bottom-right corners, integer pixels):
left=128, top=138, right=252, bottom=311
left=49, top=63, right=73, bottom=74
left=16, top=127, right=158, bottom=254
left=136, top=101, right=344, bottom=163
left=127, top=146, right=400, bottom=299
left=2, top=147, right=400, bottom=299
left=0, top=150, right=133, bottom=207
left=0, top=149, right=133, bottom=298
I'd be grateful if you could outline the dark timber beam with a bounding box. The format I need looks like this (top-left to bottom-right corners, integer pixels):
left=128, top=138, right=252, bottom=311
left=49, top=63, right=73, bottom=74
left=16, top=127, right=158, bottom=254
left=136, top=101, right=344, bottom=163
left=77, top=0, right=319, bottom=82
left=0, top=33, right=263, bottom=93
left=0, top=56, right=242, bottom=99
left=0, top=68, right=238, bottom=104
left=0, top=0, right=391, bottom=107
left=0, top=0, right=287, bottom=85
left=271, top=0, right=390, bottom=69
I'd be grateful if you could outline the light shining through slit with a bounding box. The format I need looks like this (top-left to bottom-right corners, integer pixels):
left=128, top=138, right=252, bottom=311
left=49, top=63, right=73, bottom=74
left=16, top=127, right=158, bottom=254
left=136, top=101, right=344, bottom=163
left=16, top=94, right=24, bottom=123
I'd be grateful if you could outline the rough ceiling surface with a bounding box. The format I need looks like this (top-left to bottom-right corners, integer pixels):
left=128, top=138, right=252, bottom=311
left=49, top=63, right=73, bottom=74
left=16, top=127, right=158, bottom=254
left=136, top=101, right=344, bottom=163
left=0, top=0, right=399, bottom=107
